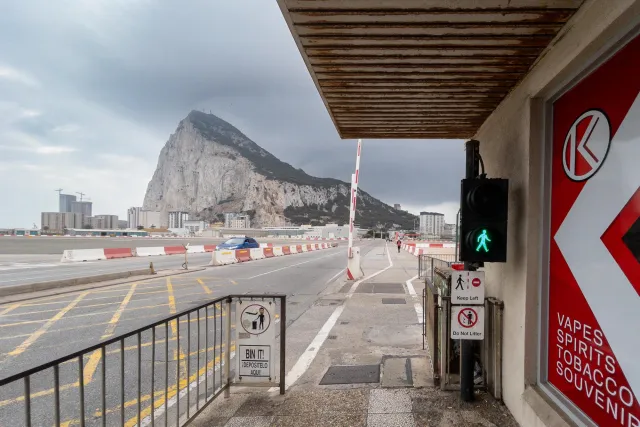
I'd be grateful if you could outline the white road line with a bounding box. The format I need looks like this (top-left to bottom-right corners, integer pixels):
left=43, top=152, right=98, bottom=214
left=405, top=274, right=423, bottom=324
left=325, top=268, right=346, bottom=285
left=243, top=251, right=341, bottom=280
left=272, top=242, right=393, bottom=392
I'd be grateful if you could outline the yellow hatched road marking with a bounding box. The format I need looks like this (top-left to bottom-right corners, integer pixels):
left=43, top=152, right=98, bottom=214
left=7, top=292, right=88, bottom=356
left=167, top=277, right=188, bottom=380
left=83, top=283, right=139, bottom=385
left=0, top=302, right=21, bottom=316
left=197, top=278, right=212, bottom=294
left=0, top=300, right=122, bottom=318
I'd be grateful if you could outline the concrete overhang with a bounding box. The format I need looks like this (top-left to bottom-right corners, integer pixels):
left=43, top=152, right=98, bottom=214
left=277, top=0, right=584, bottom=139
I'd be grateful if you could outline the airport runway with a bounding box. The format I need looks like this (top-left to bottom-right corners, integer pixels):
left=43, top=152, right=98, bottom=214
left=0, top=236, right=290, bottom=255
left=0, top=242, right=375, bottom=427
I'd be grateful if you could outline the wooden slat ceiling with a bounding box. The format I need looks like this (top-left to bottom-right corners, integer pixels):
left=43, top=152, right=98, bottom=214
left=277, top=0, right=584, bottom=139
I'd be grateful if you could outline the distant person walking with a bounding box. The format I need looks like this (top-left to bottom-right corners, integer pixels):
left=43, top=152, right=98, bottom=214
left=397, top=239, right=402, bottom=253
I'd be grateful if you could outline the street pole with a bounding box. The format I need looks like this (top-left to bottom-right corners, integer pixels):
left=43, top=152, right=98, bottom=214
left=347, top=139, right=362, bottom=263
left=454, top=208, right=461, bottom=262
left=461, top=140, right=480, bottom=402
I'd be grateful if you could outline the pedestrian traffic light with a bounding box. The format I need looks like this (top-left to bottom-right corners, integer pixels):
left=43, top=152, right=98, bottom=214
left=460, top=178, right=508, bottom=263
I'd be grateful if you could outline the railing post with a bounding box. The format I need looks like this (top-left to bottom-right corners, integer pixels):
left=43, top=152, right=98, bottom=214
left=224, top=297, right=232, bottom=398
left=280, top=296, right=286, bottom=395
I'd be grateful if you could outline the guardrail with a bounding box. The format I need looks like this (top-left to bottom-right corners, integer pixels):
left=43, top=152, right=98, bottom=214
left=0, top=294, right=286, bottom=427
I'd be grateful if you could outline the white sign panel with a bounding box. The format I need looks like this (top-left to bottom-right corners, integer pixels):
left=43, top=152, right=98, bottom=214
left=235, top=301, right=279, bottom=383
left=239, top=345, right=271, bottom=378
left=451, top=270, right=485, bottom=305
left=451, top=305, right=484, bottom=340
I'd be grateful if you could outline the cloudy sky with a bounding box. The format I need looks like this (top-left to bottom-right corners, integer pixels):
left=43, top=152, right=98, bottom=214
left=0, top=0, right=464, bottom=228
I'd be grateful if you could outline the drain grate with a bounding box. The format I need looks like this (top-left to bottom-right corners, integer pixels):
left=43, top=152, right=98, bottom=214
left=319, top=365, right=380, bottom=385
left=356, top=282, right=405, bottom=294
left=340, top=321, right=350, bottom=325
left=328, top=335, right=337, bottom=340
left=382, top=298, right=407, bottom=305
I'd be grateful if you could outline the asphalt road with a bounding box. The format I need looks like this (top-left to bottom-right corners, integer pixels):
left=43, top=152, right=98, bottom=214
left=0, top=238, right=331, bottom=288
left=0, top=236, right=297, bottom=255
left=0, top=242, right=376, bottom=427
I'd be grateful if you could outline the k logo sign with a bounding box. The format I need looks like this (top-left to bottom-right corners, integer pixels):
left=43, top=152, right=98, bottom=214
left=562, top=109, right=612, bottom=182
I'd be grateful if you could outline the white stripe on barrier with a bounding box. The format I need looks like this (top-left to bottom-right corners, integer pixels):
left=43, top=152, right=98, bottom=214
left=135, top=247, right=166, bottom=257
left=273, top=247, right=284, bottom=257
left=250, top=248, right=265, bottom=260
left=210, top=250, right=237, bottom=266
left=61, top=249, right=107, bottom=263
left=187, top=245, right=205, bottom=254
left=289, top=246, right=298, bottom=254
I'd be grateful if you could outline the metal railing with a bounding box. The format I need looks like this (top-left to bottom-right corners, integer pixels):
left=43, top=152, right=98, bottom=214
left=420, top=256, right=503, bottom=397
left=0, top=294, right=286, bottom=427
left=418, top=254, right=457, bottom=281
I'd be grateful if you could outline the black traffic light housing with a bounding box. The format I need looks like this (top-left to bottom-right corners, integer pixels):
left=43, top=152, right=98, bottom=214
left=460, top=178, right=509, bottom=263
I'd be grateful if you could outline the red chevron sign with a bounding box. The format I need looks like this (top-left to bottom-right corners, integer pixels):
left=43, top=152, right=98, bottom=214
left=549, top=34, right=640, bottom=426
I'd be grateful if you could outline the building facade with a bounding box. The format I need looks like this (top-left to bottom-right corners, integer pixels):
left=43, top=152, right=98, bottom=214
left=71, top=201, right=92, bottom=217
left=127, top=207, right=161, bottom=229
left=184, top=220, right=207, bottom=234
left=168, top=211, right=189, bottom=229
left=229, top=215, right=250, bottom=229
left=59, top=194, right=76, bottom=212
left=393, top=204, right=401, bottom=210
left=90, top=215, right=119, bottom=229
left=41, top=212, right=84, bottom=232
left=419, top=212, right=445, bottom=237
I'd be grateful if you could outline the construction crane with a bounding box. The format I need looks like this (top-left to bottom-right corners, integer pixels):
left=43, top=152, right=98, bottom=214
left=76, top=192, right=86, bottom=201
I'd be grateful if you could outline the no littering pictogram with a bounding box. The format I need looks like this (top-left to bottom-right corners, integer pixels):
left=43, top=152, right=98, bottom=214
left=458, top=308, right=478, bottom=329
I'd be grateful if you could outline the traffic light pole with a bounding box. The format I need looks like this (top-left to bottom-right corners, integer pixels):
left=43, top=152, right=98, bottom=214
left=461, top=140, right=480, bottom=402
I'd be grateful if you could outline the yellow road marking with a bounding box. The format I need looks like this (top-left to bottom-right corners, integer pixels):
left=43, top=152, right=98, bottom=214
left=122, top=345, right=235, bottom=427
left=0, top=302, right=21, bottom=316
left=230, top=279, right=237, bottom=285
left=83, top=283, right=138, bottom=385
left=8, top=292, right=88, bottom=356
left=0, top=305, right=228, bottom=342
left=197, top=278, right=212, bottom=294
left=0, top=300, right=122, bottom=318
left=167, top=277, right=187, bottom=380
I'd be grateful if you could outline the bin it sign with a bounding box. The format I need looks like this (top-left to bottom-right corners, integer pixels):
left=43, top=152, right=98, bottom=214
left=235, top=301, right=278, bottom=383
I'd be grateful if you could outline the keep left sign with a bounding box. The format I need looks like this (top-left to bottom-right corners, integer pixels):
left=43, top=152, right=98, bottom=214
left=451, top=270, right=485, bottom=305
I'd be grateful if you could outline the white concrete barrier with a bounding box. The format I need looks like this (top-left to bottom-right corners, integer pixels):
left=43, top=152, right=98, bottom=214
left=135, top=247, right=166, bottom=257
left=210, top=250, right=237, bottom=266
left=289, top=246, right=298, bottom=254
left=301, top=245, right=308, bottom=252
left=187, top=245, right=206, bottom=254
left=61, top=249, right=107, bottom=263
left=273, top=247, right=284, bottom=257
left=249, top=248, right=265, bottom=260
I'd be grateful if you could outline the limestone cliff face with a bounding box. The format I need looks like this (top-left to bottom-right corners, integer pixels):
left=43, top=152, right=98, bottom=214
left=143, top=111, right=417, bottom=228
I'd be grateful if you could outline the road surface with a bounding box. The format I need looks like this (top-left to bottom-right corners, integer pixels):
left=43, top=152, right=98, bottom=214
left=0, top=241, right=376, bottom=427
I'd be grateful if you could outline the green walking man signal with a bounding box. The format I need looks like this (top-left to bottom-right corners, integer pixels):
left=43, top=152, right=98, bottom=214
left=475, top=229, right=491, bottom=252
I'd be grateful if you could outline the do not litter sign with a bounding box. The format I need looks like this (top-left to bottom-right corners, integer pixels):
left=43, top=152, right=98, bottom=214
left=451, top=306, right=484, bottom=340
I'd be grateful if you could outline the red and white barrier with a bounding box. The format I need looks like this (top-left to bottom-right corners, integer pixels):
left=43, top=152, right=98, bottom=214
left=263, top=247, right=275, bottom=258
left=210, top=250, right=237, bottom=265
left=273, top=247, right=284, bottom=256
left=104, top=248, right=134, bottom=259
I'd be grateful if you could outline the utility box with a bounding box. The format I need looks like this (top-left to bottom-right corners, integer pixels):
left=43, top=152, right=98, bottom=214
left=347, top=246, right=364, bottom=280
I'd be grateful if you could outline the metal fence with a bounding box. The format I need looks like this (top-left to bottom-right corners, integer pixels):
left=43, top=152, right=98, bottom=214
left=0, top=294, right=286, bottom=427
left=418, top=254, right=457, bottom=281
left=420, top=256, right=504, bottom=397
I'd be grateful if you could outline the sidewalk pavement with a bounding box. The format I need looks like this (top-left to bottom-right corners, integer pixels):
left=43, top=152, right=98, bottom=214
left=194, top=242, right=518, bottom=427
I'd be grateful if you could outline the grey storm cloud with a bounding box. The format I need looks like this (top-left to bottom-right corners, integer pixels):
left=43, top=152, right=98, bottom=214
left=0, top=0, right=464, bottom=227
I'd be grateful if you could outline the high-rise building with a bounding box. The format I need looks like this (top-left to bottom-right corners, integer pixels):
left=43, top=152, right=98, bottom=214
left=127, top=207, right=161, bottom=229
left=92, top=215, right=119, bottom=229
left=59, top=194, right=77, bottom=212
left=419, top=212, right=445, bottom=237
left=71, top=201, right=92, bottom=217
left=41, top=212, right=84, bottom=232
left=229, top=215, right=250, bottom=229
left=168, top=211, right=189, bottom=229
left=394, top=204, right=402, bottom=210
